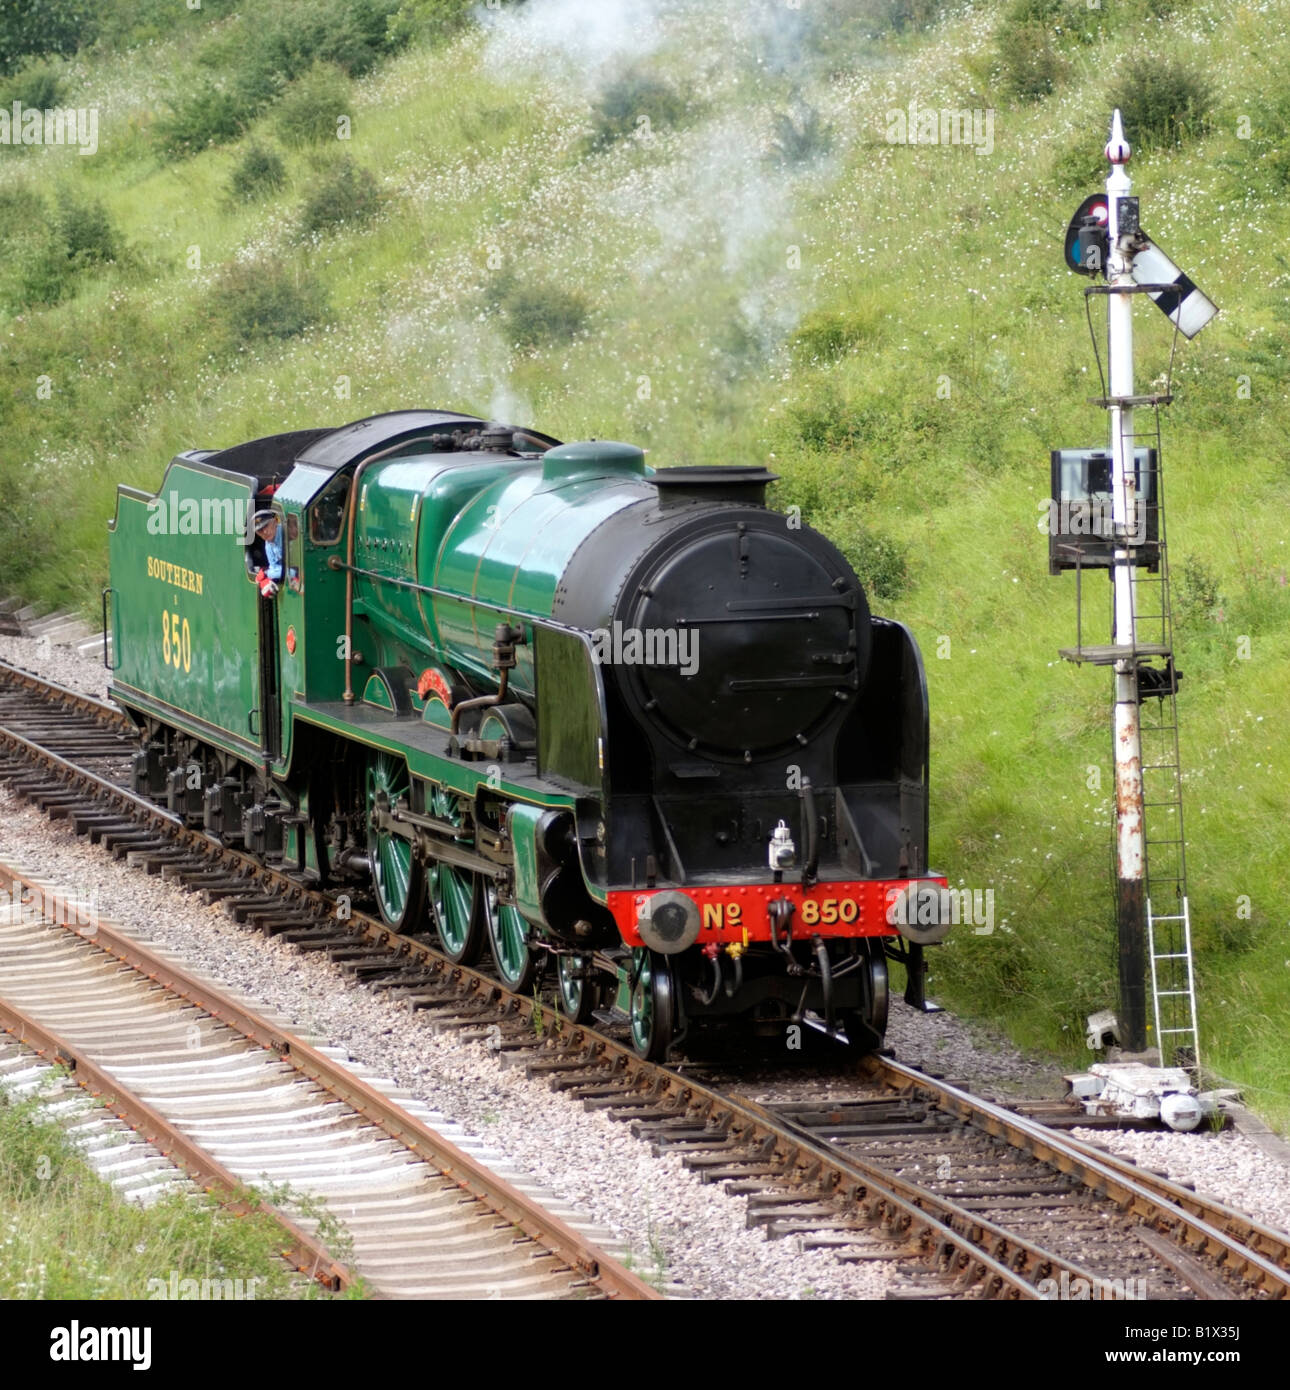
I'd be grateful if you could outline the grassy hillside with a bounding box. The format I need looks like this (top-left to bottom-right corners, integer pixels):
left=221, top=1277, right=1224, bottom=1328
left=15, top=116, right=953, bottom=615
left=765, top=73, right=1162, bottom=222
left=1, top=0, right=1286, bottom=1122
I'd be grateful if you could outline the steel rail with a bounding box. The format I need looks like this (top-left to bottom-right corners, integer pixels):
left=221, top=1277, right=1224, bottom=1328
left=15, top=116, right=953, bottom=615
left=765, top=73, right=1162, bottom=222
left=0, top=990, right=350, bottom=1291
left=872, top=1055, right=1290, bottom=1298
left=0, top=661, right=133, bottom=731
left=0, top=857, right=658, bottom=1303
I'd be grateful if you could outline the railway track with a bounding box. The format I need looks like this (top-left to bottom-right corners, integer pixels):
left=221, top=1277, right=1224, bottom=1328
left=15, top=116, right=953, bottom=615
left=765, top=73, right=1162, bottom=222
left=0, top=866, right=654, bottom=1299
left=1, top=657, right=1286, bottom=1301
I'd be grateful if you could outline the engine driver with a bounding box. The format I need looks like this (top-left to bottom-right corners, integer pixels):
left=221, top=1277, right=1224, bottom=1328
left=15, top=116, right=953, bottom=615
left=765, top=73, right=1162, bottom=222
left=251, top=509, right=283, bottom=597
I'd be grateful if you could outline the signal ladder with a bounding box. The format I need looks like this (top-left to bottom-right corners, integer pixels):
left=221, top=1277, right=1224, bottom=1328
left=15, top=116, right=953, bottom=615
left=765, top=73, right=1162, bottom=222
left=1062, top=403, right=1201, bottom=1071
left=1129, top=411, right=1200, bottom=1071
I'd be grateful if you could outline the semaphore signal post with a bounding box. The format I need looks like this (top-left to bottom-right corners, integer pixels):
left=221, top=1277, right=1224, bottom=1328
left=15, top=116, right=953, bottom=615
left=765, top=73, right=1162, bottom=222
left=1052, top=111, right=1216, bottom=1069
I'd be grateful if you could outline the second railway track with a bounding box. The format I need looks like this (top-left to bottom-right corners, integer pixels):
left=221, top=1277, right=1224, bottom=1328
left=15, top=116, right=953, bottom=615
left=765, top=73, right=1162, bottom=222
left=0, top=855, right=654, bottom=1300
left=1, top=657, right=1287, bottom=1301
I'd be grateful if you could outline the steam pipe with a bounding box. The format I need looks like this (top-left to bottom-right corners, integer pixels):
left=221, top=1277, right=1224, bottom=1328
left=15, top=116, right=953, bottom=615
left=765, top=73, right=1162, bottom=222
left=451, top=666, right=510, bottom=735
left=450, top=623, right=524, bottom=734
left=800, top=777, right=819, bottom=886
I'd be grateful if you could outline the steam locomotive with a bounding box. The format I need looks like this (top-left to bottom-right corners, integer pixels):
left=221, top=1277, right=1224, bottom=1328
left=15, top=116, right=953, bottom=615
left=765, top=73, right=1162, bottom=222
left=106, top=410, right=947, bottom=1058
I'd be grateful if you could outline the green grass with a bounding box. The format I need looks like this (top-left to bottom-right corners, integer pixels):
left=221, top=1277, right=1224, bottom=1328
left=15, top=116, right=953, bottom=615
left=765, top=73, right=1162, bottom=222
left=0, top=1079, right=340, bottom=1298
left=1, top=0, right=1288, bottom=1126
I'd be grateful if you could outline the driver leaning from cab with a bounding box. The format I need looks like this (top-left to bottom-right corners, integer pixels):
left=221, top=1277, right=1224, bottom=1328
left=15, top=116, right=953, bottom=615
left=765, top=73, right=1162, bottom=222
left=251, top=509, right=283, bottom=597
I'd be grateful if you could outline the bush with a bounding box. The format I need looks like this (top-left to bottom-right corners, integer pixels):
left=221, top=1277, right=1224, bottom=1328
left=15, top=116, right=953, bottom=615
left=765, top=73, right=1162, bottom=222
left=210, top=258, right=329, bottom=344
left=91, top=0, right=239, bottom=50
left=768, top=102, right=833, bottom=166
left=0, top=0, right=93, bottom=76
left=1175, top=554, right=1222, bottom=627
left=275, top=61, right=352, bottom=147
left=869, top=0, right=944, bottom=33
left=996, top=23, right=1067, bottom=101
left=0, top=183, right=54, bottom=309
left=228, top=143, right=288, bottom=202
left=1048, top=134, right=1108, bottom=192
left=0, top=56, right=64, bottom=110
left=296, top=156, right=383, bottom=237
left=386, top=0, right=476, bottom=47
left=792, top=306, right=878, bottom=362
left=588, top=68, right=691, bottom=150
left=497, top=281, right=589, bottom=348
left=1108, top=54, right=1213, bottom=148
left=156, top=83, right=246, bottom=159
left=830, top=511, right=911, bottom=600
left=1003, top=0, right=1102, bottom=41
left=258, top=0, right=403, bottom=79
left=7, top=191, right=118, bottom=307
left=58, top=193, right=117, bottom=263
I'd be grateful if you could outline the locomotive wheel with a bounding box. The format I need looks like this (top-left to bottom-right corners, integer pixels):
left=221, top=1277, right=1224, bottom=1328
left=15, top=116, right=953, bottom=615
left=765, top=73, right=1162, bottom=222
left=628, top=948, right=675, bottom=1062
left=556, top=954, right=596, bottom=1024
left=842, top=940, right=889, bottom=1055
left=427, top=787, right=483, bottom=965
left=366, top=754, right=426, bottom=931
left=484, top=882, right=538, bottom=994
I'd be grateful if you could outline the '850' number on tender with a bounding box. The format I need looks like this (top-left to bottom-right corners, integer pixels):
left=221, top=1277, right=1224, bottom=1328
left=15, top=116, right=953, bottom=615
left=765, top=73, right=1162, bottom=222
left=161, top=609, right=192, bottom=673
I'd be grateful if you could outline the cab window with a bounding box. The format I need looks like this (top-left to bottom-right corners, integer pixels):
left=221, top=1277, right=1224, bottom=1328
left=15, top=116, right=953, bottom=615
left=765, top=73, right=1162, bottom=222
left=310, top=474, right=349, bottom=544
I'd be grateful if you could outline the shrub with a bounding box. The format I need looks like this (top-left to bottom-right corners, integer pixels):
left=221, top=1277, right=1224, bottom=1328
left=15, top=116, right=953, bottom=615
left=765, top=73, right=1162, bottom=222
left=156, top=83, right=246, bottom=159
left=768, top=103, right=833, bottom=166
left=996, top=23, right=1067, bottom=101
left=588, top=68, right=691, bottom=150
left=498, top=282, right=589, bottom=348
left=386, top=0, right=476, bottom=47
left=15, top=239, right=73, bottom=306
left=1174, top=554, right=1222, bottom=627
left=829, top=511, right=911, bottom=600
left=1108, top=54, right=1213, bottom=148
left=275, top=61, right=352, bottom=147
left=1003, top=0, right=1102, bottom=41
left=58, top=193, right=117, bottom=264
left=0, top=56, right=64, bottom=110
left=1048, top=134, right=1108, bottom=192
left=0, top=0, right=93, bottom=76
left=259, top=0, right=403, bottom=79
left=8, top=191, right=119, bottom=307
left=296, top=156, right=383, bottom=237
left=229, top=143, right=288, bottom=202
left=210, top=258, right=329, bottom=344
left=0, top=185, right=60, bottom=310
left=870, top=0, right=944, bottom=33
left=792, top=306, right=878, bottom=361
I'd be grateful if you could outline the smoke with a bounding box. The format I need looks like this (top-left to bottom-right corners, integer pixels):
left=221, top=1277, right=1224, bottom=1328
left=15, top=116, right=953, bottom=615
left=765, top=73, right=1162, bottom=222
left=479, top=0, right=669, bottom=88
left=474, top=0, right=851, bottom=416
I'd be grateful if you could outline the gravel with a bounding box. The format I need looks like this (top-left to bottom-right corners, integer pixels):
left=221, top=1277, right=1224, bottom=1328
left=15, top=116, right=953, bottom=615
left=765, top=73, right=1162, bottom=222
left=1071, top=1126, right=1290, bottom=1241
left=0, top=635, right=111, bottom=702
left=0, top=788, right=897, bottom=1299
left=3, top=635, right=1288, bottom=1296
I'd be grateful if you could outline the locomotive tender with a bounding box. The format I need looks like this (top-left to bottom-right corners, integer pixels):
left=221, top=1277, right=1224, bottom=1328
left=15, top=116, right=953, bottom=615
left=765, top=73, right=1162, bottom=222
left=107, top=410, right=947, bottom=1058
